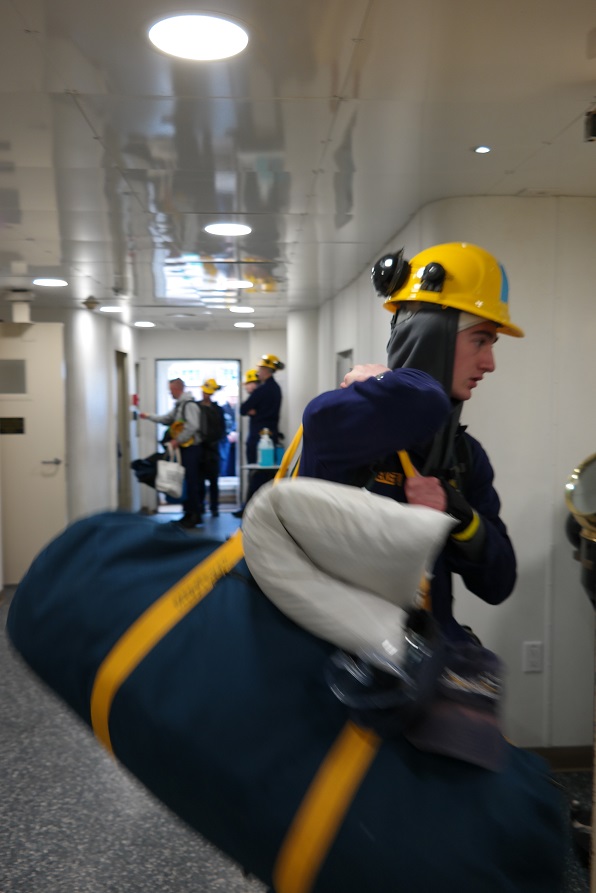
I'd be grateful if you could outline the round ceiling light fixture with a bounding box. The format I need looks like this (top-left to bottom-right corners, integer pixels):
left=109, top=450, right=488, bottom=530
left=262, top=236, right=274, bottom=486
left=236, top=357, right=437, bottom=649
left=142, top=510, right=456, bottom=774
left=204, top=223, right=252, bottom=236
left=148, top=15, right=249, bottom=61
left=229, top=305, right=255, bottom=313
left=234, top=321, right=255, bottom=328
left=134, top=321, right=156, bottom=328
left=473, top=145, right=491, bottom=154
left=99, top=306, right=123, bottom=313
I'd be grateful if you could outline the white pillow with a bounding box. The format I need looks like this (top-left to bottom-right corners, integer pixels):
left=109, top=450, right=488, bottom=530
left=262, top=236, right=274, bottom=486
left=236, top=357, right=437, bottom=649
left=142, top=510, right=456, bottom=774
left=243, top=478, right=455, bottom=665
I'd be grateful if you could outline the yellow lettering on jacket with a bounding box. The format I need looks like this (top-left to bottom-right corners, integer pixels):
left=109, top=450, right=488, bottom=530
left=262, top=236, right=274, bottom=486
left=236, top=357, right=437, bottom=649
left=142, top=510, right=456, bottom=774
left=374, top=470, right=404, bottom=487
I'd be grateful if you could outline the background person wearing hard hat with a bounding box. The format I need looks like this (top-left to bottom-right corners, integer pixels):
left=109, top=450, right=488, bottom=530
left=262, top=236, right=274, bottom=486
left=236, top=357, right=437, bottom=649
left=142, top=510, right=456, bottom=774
left=300, top=242, right=522, bottom=643
left=236, top=368, right=261, bottom=468
left=139, top=377, right=203, bottom=529
left=197, top=379, right=226, bottom=519
left=240, top=355, right=284, bottom=463
left=234, top=358, right=284, bottom=518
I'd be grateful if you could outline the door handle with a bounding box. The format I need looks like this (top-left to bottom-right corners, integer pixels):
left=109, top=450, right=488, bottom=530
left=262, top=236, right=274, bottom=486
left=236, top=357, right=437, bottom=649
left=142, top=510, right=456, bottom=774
left=41, top=458, right=62, bottom=465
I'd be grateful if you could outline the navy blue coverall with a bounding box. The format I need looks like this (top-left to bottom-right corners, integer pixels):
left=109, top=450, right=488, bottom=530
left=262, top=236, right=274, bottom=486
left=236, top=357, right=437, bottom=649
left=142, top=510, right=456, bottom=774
left=300, top=368, right=517, bottom=641
left=240, top=376, right=282, bottom=463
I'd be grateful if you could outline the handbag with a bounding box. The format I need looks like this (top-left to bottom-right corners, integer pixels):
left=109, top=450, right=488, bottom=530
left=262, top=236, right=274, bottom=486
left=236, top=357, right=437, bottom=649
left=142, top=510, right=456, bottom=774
left=155, top=443, right=185, bottom=499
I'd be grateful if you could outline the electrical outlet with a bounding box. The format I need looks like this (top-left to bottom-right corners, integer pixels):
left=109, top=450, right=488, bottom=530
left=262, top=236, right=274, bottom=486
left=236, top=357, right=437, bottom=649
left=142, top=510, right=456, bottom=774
left=522, top=641, right=543, bottom=673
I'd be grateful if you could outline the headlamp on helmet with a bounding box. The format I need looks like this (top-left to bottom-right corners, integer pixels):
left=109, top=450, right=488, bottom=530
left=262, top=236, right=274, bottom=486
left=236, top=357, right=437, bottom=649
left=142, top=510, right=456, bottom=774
left=371, top=242, right=524, bottom=338
left=371, top=249, right=411, bottom=298
left=258, top=354, right=285, bottom=371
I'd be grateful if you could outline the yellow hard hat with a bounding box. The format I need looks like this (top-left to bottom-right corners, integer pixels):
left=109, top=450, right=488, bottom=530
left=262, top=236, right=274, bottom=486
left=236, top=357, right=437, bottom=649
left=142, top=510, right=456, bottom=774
left=371, top=242, right=524, bottom=338
left=202, top=378, right=222, bottom=395
left=243, top=369, right=259, bottom=384
left=257, top=354, right=285, bottom=371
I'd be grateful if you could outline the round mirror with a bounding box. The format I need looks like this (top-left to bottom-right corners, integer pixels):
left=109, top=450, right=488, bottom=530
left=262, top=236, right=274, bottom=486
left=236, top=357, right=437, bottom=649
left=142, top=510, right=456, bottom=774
left=565, top=452, right=596, bottom=532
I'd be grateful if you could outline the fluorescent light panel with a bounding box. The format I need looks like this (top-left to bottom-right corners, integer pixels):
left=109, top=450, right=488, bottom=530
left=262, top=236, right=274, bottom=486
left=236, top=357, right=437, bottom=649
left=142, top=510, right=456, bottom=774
left=204, top=223, right=252, bottom=236
left=33, top=278, right=68, bottom=287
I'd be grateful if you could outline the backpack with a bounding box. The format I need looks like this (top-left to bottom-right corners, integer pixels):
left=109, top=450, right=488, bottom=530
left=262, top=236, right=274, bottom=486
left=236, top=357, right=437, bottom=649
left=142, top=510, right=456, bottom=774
left=200, top=402, right=225, bottom=446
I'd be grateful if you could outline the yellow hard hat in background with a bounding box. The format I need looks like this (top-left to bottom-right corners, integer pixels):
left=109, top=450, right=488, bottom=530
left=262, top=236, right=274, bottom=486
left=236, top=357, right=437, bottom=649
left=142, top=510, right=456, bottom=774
left=257, top=354, right=285, bottom=371
left=202, top=378, right=222, bottom=395
left=371, top=242, right=524, bottom=338
left=243, top=369, right=260, bottom=384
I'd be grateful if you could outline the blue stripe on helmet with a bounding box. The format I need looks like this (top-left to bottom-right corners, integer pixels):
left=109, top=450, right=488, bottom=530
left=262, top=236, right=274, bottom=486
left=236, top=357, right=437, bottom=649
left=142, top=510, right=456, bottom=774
left=499, top=264, right=509, bottom=304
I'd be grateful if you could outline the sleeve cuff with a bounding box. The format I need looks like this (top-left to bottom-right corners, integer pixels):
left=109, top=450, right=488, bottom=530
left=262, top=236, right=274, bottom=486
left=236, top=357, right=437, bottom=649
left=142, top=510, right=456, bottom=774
left=450, top=510, right=480, bottom=542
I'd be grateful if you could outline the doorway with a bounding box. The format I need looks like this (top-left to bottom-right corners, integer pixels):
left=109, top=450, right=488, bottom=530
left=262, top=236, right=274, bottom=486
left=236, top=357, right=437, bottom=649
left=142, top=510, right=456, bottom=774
left=336, top=349, right=353, bottom=388
left=115, top=350, right=132, bottom=510
left=0, top=322, right=67, bottom=584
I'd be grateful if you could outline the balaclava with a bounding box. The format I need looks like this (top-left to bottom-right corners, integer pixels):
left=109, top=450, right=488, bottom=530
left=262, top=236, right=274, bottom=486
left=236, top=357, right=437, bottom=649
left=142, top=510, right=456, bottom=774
left=386, top=303, right=479, bottom=474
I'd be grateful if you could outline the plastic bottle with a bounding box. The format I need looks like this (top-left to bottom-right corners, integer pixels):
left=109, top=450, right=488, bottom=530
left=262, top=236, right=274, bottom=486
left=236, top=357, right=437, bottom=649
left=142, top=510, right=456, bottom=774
left=257, top=429, right=275, bottom=466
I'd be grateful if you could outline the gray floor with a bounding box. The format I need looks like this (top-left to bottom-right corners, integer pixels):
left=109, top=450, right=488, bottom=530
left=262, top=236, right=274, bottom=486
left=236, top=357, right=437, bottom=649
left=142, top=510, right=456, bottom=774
left=0, top=508, right=591, bottom=893
left=1, top=509, right=266, bottom=893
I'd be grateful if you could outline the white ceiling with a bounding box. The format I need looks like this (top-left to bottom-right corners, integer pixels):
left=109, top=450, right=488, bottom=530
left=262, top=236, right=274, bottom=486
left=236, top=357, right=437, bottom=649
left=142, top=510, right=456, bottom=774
left=1, top=0, right=596, bottom=330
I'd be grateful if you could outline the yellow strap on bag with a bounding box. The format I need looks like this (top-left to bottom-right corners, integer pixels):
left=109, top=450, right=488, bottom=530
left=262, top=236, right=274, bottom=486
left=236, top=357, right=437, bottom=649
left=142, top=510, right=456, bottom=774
left=398, top=450, right=432, bottom=612
left=273, top=722, right=380, bottom=893
left=90, top=528, right=245, bottom=753
left=397, top=449, right=417, bottom=479
left=275, top=424, right=303, bottom=480
left=89, top=421, right=379, bottom=893
left=91, top=427, right=306, bottom=752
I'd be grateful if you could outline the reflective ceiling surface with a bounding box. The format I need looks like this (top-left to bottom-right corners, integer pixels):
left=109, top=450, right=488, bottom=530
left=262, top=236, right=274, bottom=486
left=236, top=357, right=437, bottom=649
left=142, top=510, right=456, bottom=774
left=1, top=0, right=596, bottom=330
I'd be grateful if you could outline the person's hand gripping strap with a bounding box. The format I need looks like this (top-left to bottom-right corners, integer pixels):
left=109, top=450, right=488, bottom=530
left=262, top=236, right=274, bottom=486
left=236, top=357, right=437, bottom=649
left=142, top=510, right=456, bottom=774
left=397, top=450, right=433, bottom=611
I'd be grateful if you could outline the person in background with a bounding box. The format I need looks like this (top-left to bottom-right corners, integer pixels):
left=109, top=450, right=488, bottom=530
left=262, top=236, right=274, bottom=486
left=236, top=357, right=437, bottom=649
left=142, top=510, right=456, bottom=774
left=240, top=354, right=285, bottom=465
left=233, top=363, right=283, bottom=519
left=240, top=355, right=284, bottom=463
left=197, top=378, right=226, bottom=519
left=139, top=378, right=203, bottom=528
left=300, top=242, right=522, bottom=642
left=218, top=387, right=238, bottom=477
left=238, top=368, right=261, bottom=463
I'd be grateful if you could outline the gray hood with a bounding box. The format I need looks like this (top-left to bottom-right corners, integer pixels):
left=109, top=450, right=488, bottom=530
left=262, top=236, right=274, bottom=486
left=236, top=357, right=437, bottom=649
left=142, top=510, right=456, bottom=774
left=386, top=304, right=462, bottom=474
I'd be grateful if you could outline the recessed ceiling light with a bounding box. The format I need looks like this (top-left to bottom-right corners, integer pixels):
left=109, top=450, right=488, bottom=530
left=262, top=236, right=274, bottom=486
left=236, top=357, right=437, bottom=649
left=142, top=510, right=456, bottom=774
left=33, top=278, right=68, bottom=287
left=148, top=15, right=249, bottom=61
left=208, top=280, right=253, bottom=291
left=228, top=279, right=253, bottom=289
left=473, top=145, right=491, bottom=154
left=229, top=306, right=255, bottom=313
left=134, top=321, right=156, bottom=328
left=99, top=306, right=123, bottom=313
left=204, top=223, right=252, bottom=236
left=234, top=321, right=255, bottom=328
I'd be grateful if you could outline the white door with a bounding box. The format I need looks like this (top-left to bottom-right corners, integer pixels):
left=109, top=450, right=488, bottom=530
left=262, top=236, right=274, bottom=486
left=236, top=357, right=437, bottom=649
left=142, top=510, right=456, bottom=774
left=0, top=322, right=67, bottom=584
